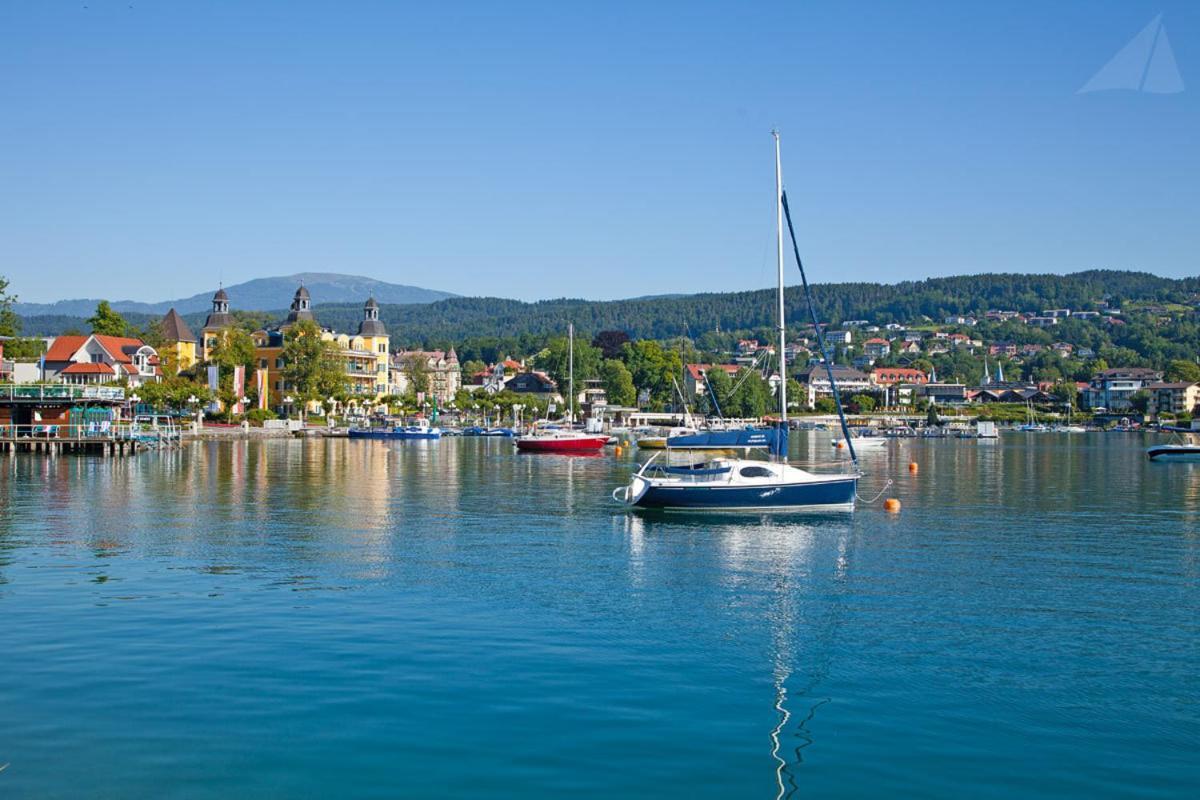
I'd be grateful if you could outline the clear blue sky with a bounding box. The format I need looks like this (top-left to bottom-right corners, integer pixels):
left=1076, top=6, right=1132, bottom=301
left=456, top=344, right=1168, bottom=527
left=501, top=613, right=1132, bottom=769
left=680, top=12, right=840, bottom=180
left=2, top=0, right=1196, bottom=304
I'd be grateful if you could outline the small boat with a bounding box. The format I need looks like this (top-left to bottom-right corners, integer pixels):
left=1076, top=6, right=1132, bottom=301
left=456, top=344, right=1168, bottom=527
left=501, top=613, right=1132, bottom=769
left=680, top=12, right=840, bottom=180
left=831, top=431, right=887, bottom=449
left=349, top=424, right=441, bottom=440
left=516, top=324, right=607, bottom=454
left=516, top=428, right=608, bottom=453
left=1147, top=444, right=1200, bottom=461
left=613, top=132, right=859, bottom=512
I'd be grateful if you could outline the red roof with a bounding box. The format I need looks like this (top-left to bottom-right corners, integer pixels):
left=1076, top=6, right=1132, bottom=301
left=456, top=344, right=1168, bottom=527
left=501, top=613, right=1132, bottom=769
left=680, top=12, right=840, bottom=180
left=685, top=363, right=741, bottom=380
left=864, top=337, right=890, bottom=346
left=60, top=362, right=115, bottom=375
left=45, top=334, right=149, bottom=364
left=871, top=367, right=927, bottom=385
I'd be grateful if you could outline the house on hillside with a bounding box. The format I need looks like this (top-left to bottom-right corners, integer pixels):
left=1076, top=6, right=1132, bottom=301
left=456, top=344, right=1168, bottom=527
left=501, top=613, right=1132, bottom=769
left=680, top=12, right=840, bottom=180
left=795, top=364, right=873, bottom=409
left=684, top=363, right=741, bottom=400
left=863, top=338, right=891, bottom=358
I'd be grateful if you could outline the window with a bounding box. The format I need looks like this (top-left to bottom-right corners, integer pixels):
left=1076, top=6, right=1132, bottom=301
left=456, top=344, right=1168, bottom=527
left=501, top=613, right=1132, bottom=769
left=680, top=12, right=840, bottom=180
left=259, top=359, right=268, bottom=369
left=739, top=466, right=775, bottom=479
left=275, top=358, right=284, bottom=369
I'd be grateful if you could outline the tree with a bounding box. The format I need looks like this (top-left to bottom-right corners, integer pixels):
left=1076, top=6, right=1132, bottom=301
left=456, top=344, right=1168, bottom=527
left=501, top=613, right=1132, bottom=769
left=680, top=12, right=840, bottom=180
left=403, top=354, right=432, bottom=396
left=926, top=403, right=941, bottom=427
left=282, top=320, right=348, bottom=416
left=849, top=394, right=876, bottom=414
left=592, top=330, right=631, bottom=360
left=600, top=359, right=636, bottom=406
left=814, top=396, right=837, bottom=414
left=621, top=339, right=682, bottom=409
left=538, top=336, right=602, bottom=409
left=87, top=301, right=129, bottom=337
left=0, top=275, right=20, bottom=337
left=1128, top=390, right=1150, bottom=415
left=1165, top=359, right=1200, bottom=383
left=208, top=326, right=257, bottom=371
left=704, top=366, right=734, bottom=416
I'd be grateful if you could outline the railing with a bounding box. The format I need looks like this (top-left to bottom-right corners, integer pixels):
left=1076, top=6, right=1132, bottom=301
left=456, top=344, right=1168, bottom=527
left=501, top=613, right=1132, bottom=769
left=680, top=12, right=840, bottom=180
left=0, top=384, right=126, bottom=402
left=0, top=422, right=180, bottom=444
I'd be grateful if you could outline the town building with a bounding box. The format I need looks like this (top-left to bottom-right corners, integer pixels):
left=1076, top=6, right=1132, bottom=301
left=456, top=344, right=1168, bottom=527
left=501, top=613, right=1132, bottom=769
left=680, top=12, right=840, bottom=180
left=159, top=308, right=197, bottom=373
left=1080, top=367, right=1164, bottom=411
left=41, top=334, right=161, bottom=386
left=862, top=338, right=891, bottom=358
left=794, top=364, right=872, bottom=408
left=390, top=348, right=462, bottom=404
left=249, top=288, right=390, bottom=411
left=1146, top=382, right=1200, bottom=418
left=200, top=288, right=234, bottom=362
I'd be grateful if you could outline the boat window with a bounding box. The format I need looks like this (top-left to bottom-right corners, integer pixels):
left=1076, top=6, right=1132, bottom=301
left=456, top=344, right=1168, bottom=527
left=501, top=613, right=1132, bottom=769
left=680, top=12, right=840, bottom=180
left=739, top=466, right=774, bottom=478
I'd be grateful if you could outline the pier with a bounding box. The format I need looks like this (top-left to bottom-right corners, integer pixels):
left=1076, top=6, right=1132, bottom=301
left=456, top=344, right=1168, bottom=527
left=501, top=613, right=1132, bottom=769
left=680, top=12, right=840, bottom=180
left=0, top=384, right=175, bottom=456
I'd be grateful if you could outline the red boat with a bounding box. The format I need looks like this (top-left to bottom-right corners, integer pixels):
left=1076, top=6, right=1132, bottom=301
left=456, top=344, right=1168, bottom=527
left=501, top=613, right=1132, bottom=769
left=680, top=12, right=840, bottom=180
left=515, top=429, right=609, bottom=453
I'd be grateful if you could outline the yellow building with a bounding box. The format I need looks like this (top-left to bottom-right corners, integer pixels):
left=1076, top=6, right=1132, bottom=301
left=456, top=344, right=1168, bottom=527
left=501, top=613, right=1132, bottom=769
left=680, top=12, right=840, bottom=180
left=250, top=288, right=390, bottom=412
left=159, top=308, right=197, bottom=373
left=200, top=288, right=234, bottom=362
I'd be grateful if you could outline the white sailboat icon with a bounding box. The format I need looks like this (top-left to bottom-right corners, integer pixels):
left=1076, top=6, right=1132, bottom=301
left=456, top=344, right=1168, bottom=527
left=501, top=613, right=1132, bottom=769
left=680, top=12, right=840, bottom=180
left=1079, top=14, right=1184, bottom=94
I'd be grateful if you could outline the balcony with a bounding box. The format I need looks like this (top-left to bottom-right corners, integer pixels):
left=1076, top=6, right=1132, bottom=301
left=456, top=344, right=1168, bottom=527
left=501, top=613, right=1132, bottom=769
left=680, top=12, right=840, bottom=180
left=0, top=384, right=127, bottom=403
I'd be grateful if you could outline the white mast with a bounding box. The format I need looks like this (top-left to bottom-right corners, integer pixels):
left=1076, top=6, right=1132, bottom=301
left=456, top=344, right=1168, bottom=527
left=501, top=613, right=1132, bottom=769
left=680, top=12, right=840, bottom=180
left=774, top=131, right=787, bottom=452
left=568, top=322, right=574, bottom=424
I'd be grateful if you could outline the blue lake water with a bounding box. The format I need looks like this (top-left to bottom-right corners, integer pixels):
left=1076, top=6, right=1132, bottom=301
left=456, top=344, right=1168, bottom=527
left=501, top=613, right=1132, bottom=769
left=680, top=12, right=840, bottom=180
left=1, top=434, right=1197, bottom=798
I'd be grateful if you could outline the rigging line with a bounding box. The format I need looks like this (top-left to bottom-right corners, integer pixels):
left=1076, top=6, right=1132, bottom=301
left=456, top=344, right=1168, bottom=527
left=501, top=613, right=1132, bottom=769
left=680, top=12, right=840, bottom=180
left=779, top=189, right=859, bottom=469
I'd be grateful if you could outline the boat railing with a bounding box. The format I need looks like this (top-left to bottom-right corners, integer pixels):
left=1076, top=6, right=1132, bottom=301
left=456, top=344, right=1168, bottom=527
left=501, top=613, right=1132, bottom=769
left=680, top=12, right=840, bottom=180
left=0, top=422, right=141, bottom=441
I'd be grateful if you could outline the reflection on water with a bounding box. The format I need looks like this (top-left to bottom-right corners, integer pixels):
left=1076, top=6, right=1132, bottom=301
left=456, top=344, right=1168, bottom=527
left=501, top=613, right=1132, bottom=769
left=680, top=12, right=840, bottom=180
left=0, top=434, right=1198, bottom=798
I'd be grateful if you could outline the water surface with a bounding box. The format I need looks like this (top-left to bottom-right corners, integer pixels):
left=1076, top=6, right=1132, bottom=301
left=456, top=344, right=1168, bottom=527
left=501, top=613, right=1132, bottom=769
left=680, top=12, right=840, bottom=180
left=1, top=435, right=1197, bottom=798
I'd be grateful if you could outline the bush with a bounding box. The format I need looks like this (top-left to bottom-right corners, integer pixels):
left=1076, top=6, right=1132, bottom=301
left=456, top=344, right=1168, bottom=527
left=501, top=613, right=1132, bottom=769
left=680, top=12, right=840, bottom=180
left=245, top=408, right=277, bottom=426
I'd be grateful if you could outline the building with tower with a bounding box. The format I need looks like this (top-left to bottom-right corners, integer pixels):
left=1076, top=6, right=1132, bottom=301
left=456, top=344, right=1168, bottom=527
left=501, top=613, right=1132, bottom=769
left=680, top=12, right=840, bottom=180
left=159, top=308, right=198, bottom=373
left=200, top=288, right=234, bottom=362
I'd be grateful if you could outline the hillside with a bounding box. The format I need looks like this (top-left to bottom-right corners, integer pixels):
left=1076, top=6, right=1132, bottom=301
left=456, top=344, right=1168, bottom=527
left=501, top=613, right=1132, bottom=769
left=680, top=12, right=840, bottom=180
left=15, top=270, right=1200, bottom=352
left=12, top=272, right=457, bottom=318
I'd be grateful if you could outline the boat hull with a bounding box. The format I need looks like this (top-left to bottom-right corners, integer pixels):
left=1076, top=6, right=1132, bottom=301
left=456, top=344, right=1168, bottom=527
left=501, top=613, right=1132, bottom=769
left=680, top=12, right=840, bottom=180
left=631, top=475, right=858, bottom=512
left=348, top=429, right=441, bottom=440
left=515, top=436, right=608, bottom=453
left=1147, top=445, right=1200, bottom=462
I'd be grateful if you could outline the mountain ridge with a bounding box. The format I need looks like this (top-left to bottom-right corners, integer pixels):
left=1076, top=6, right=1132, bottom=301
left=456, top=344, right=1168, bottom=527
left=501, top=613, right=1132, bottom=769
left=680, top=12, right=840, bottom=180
left=12, top=272, right=458, bottom=318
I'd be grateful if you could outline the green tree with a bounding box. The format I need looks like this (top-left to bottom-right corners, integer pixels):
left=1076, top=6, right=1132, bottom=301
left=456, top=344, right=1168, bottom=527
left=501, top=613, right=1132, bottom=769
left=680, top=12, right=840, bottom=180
left=538, top=336, right=602, bottom=414
left=704, top=366, right=734, bottom=416
left=87, top=300, right=129, bottom=337
left=814, top=396, right=837, bottom=414
left=403, top=354, right=432, bottom=396
left=621, top=339, right=683, bottom=409
left=1128, top=390, right=1151, bottom=415
left=849, top=393, right=876, bottom=414
left=1165, top=359, right=1200, bottom=383
left=0, top=275, right=20, bottom=337
left=208, top=327, right=257, bottom=371
left=926, top=404, right=941, bottom=427
left=600, top=359, right=636, bottom=406
left=282, top=320, right=348, bottom=417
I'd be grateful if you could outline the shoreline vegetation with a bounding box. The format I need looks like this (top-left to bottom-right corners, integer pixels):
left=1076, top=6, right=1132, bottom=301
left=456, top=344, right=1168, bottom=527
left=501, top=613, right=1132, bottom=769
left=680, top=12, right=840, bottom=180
left=4, top=269, right=1200, bottom=427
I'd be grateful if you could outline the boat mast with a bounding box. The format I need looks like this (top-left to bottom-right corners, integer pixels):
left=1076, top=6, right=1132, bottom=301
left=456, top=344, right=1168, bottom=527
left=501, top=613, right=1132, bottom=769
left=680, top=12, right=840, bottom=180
left=568, top=322, right=574, bottom=424
left=774, top=131, right=788, bottom=457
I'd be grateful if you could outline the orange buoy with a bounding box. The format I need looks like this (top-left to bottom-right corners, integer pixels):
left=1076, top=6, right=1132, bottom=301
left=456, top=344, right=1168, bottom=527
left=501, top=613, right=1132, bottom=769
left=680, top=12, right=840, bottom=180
left=884, top=498, right=902, bottom=513
left=908, top=461, right=919, bottom=473
left=836, top=441, right=846, bottom=449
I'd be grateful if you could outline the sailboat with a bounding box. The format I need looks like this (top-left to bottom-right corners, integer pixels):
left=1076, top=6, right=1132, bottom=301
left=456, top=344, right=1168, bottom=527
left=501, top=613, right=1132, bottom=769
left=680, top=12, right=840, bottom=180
left=516, top=323, right=609, bottom=453
left=612, top=132, right=859, bottom=511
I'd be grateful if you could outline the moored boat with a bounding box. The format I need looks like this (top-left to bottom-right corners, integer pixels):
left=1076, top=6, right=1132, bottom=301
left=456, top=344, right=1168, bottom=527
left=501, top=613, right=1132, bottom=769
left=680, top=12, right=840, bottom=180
left=349, top=423, right=441, bottom=440
left=515, top=428, right=608, bottom=453
left=613, top=132, right=860, bottom=512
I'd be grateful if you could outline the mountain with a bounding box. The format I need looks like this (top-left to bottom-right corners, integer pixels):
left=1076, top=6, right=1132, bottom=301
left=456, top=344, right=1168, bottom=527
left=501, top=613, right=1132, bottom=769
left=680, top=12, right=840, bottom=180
left=12, top=272, right=457, bottom=318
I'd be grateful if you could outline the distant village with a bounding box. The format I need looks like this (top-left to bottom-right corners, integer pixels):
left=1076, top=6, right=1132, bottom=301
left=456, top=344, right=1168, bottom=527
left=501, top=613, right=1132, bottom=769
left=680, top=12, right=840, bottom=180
left=1, top=287, right=1197, bottom=427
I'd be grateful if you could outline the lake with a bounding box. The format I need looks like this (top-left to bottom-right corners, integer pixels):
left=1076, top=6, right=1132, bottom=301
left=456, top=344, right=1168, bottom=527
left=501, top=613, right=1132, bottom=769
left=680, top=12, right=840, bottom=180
left=1, top=434, right=1197, bottom=798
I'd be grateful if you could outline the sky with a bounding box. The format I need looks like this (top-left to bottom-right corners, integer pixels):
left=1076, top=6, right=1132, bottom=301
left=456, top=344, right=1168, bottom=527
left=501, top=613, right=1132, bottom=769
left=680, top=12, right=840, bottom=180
left=1, top=0, right=1197, bottom=304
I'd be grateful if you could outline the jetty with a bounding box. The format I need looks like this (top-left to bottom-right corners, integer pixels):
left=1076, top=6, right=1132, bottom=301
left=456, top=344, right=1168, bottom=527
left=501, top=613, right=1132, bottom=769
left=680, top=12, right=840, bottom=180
left=0, top=384, right=174, bottom=455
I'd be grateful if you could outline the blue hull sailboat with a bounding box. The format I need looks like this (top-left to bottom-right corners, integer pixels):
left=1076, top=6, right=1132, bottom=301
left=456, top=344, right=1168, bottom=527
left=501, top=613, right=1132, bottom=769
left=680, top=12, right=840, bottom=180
left=613, top=132, right=859, bottom=512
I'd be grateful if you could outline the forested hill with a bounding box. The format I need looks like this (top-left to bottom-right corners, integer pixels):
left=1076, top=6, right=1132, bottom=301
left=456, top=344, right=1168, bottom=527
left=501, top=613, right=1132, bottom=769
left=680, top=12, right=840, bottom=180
left=17, top=270, right=1200, bottom=344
